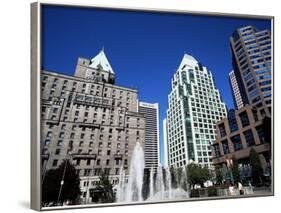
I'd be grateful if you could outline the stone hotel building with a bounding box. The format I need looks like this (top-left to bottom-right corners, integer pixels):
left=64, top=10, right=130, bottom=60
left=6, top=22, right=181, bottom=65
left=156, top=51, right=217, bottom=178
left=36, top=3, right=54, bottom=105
left=41, top=50, right=147, bottom=202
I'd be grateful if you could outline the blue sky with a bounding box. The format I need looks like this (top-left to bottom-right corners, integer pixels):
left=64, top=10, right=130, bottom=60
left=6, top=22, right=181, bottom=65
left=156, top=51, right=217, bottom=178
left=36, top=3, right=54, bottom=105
left=42, top=5, right=271, bottom=164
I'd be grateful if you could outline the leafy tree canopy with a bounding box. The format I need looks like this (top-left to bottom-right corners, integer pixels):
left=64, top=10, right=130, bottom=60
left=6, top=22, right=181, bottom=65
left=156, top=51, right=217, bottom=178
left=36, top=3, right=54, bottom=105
left=186, top=163, right=211, bottom=188
left=42, top=160, right=81, bottom=205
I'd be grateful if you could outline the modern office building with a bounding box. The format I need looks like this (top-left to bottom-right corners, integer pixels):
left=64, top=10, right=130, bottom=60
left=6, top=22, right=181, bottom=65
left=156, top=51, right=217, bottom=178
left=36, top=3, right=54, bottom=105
left=165, top=54, right=227, bottom=169
left=229, top=70, right=245, bottom=109
left=138, top=102, right=160, bottom=168
left=230, top=25, right=272, bottom=116
left=211, top=105, right=271, bottom=178
left=41, top=49, right=146, bottom=203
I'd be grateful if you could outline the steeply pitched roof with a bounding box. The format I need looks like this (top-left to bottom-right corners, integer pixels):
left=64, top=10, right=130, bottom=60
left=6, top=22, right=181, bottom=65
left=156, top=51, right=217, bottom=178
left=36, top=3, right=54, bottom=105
left=89, top=49, right=115, bottom=74
left=178, top=54, right=198, bottom=70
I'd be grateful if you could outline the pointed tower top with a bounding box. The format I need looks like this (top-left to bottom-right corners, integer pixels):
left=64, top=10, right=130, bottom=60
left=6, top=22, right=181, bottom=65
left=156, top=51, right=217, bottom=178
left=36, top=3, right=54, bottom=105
left=178, top=53, right=198, bottom=70
left=89, top=49, right=114, bottom=74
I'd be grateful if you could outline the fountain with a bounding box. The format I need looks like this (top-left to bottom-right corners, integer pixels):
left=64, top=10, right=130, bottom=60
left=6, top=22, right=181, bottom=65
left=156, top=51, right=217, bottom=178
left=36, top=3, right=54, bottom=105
left=116, top=142, right=145, bottom=202
left=149, top=167, right=154, bottom=198
left=116, top=142, right=190, bottom=202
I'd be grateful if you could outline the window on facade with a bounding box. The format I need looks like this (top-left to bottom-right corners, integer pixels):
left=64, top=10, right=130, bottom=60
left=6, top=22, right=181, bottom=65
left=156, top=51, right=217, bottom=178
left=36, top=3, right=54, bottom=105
left=97, top=142, right=102, bottom=148
left=76, top=159, right=80, bottom=166
left=47, top=131, right=52, bottom=137
left=243, top=129, right=255, bottom=146
left=68, top=140, right=73, bottom=149
left=53, top=108, right=58, bottom=113
left=42, top=148, right=48, bottom=155
left=43, top=76, right=48, bottom=81
left=44, top=139, right=50, bottom=146
left=55, top=149, right=60, bottom=155
left=231, top=134, right=243, bottom=151
left=218, top=123, right=226, bottom=138
left=256, top=125, right=266, bottom=143
left=57, top=140, right=62, bottom=147
left=106, top=159, right=110, bottom=166
left=84, top=169, right=91, bottom=176
left=94, top=169, right=100, bottom=176
left=52, top=159, right=58, bottom=166
left=96, top=159, right=100, bottom=166
left=252, top=109, right=259, bottom=122
left=222, top=140, right=230, bottom=154
left=227, top=111, right=238, bottom=132
left=239, top=111, right=250, bottom=127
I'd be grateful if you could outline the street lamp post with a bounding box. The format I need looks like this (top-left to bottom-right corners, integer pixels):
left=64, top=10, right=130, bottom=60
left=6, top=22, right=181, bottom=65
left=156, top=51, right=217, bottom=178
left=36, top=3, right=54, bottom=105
left=57, top=152, right=72, bottom=206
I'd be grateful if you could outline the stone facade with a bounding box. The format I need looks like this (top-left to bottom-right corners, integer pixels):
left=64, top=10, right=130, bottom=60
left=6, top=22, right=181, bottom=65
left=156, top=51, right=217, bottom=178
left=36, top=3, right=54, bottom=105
left=211, top=105, right=271, bottom=172
left=41, top=50, right=145, bottom=203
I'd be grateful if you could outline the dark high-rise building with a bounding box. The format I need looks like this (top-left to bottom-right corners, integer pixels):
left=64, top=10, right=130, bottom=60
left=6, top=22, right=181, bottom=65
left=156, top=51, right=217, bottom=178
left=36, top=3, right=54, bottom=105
left=229, top=70, right=246, bottom=109
left=230, top=26, right=272, bottom=116
left=138, top=102, right=160, bottom=168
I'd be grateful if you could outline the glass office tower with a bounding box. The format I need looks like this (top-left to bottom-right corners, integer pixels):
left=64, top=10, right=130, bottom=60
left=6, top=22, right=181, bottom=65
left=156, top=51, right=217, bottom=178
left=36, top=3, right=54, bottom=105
left=165, top=54, right=227, bottom=169
left=230, top=26, right=272, bottom=116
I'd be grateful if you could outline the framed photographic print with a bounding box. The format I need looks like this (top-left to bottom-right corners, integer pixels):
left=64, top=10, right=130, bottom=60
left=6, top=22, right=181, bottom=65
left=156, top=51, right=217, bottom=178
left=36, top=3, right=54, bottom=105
left=31, top=1, right=274, bottom=211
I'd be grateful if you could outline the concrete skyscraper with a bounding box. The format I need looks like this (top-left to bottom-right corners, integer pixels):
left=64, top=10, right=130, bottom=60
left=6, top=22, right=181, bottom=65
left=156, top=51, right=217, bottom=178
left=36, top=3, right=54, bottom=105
left=164, top=54, right=227, bottom=169
left=230, top=25, right=272, bottom=116
left=138, top=102, right=160, bottom=168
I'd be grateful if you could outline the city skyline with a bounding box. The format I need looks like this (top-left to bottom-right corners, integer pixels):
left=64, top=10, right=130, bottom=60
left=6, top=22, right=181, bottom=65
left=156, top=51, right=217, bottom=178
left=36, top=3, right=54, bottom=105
left=41, top=5, right=271, bottom=164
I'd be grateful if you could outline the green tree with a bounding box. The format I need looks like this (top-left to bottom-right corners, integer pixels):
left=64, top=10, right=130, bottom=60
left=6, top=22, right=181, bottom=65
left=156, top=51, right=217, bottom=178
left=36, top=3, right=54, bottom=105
left=95, top=169, right=115, bottom=203
left=187, top=163, right=210, bottom=188
left=232, top=156, right=240, bottom=184
left=42, top=160, right=81, bottom=206
left=215, top=167, right=223, bottom=185
left=249, top=148, right=263, bottom=186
